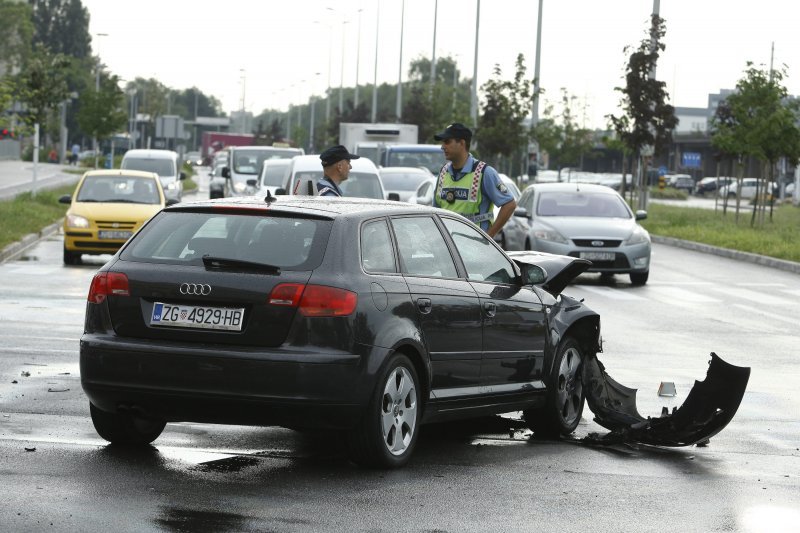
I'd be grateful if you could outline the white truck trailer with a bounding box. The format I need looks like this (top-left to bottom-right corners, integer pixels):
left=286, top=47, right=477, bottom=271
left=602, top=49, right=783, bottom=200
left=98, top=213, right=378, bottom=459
left=339, top=123, right=419, bottom=166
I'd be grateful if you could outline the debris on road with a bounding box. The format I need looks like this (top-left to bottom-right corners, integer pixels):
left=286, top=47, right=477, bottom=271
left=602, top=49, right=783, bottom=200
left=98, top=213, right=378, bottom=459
left=47, top=388, right=70, bottom=393
left=11, top=380, right=18, bottom=384
left=658, top=381, right=676, bottom=397
left=24, top=447, right=36, bottom=452
left=21, top=371, right=30, bottom=377
left=583, top=352, right=750, bottom=447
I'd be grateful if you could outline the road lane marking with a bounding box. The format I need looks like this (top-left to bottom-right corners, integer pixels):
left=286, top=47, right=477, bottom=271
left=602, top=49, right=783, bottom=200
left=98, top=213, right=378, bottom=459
left=711, top=286, right=795, bottom=307
left=575, top=286, right=647, bottom=300
left=645, top=286, right=721, bottom=304
left=733, top=304, right=798, bottom=325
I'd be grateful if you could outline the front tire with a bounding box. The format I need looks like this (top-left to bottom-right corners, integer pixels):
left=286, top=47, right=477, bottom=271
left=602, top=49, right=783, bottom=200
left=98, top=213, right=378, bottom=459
left=90, top=403, right=166, bottom=445
left=524, top=337, right=585, bottom=438
left=630, top=270, right=649, bottom=285
left=347, top=354, right=421, bottom=468
left=63, top=247, right=82, bottom=265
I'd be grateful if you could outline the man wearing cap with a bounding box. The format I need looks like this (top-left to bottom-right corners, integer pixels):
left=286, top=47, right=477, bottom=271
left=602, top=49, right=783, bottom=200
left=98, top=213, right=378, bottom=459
left=317, top=145, right=360, bottom=197
left=433, top=123, right=516, bottom=238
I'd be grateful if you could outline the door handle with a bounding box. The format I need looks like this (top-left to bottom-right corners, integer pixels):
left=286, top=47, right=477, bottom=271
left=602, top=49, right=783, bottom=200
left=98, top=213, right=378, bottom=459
left=417, top=298, right=432, bottom=314
left=484, top=302, right=497, bottom=318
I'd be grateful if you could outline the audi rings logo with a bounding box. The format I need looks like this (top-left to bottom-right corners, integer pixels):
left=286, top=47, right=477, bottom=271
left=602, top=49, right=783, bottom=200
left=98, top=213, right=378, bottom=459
left=179, top=283, right=211, bottom=296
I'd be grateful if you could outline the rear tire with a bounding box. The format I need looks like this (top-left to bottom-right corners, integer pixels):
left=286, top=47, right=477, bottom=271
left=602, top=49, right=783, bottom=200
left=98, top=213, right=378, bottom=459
left=346, top=354, right=421, bottom=468
left=630, top=271, right=649, bottom=285
left=63, top=247, right=82, bottom=265
left=90, top=403, right=166, bottom=445
left=524, top=337, right=585, bottom=438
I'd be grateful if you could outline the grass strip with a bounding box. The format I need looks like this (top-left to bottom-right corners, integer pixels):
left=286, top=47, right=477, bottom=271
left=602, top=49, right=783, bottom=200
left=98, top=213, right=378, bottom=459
left=0, top=185, right=74, bottom=250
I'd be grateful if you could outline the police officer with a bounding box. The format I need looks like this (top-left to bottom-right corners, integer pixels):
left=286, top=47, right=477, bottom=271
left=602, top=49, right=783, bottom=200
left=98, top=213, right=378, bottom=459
left=317, top=145, right=360, bottom=197
left=433, top=123, right=516, bottom=237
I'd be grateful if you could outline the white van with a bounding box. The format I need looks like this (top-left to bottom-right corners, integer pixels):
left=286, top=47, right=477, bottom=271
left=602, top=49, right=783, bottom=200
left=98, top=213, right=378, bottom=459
left=121, top=149, right=185, bottom=202
left=280, top=155, right=385, bottom=199
left=221, top=145, right=304, bottom=197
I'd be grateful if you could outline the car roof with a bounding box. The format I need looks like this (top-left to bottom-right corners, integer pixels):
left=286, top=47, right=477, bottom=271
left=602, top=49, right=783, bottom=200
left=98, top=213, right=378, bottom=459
left=385, top=144, right=441, bottom=151
left=232, top=145, right=303, bottom=153
left=291, top=154, right=378, bottom=173
left=169, top=195, right=447, bottom=220
left=530, top=182, right=621, bottom=194
left=379, top=166, right=430, bottom=174
left=122, top=149, right=178, bottom=160
left=82, top=169, right=160, bottom=180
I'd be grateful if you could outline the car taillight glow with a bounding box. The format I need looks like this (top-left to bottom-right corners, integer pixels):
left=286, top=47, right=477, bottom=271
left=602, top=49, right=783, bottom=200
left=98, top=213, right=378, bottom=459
left=269, top=283, right=304, bottom=306
left=268, top=284, right=357, bottom=316
left=88, top=272, right=130, bottom=303
left=299, top=285, right=357, bottom=317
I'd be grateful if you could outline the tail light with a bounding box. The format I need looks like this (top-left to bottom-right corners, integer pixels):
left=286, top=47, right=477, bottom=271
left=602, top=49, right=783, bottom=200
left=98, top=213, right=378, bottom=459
left=269, top=284, right=357, bottom=317
left=88, top=272, right=130, bottom=304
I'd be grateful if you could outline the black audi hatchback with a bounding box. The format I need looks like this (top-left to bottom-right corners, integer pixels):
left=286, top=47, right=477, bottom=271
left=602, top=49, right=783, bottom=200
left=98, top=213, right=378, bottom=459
left=81, top=196, right=600, bottom=468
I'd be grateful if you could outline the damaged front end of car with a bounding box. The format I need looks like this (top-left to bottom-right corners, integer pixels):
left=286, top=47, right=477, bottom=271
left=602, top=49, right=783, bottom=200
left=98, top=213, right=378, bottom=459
left=582, top=352, right=750, bottom=446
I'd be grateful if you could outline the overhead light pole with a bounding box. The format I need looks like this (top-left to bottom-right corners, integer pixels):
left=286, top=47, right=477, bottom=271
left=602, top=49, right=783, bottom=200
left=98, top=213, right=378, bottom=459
left=93, top=32, right=108, bottom=168
left=339, top=19, right=350, bottom=115
left=470, top=1, right=480, bottom=127
left=371, top=0, right=380, bottom=123
left=354, top=8, right=363, bottom=108
left=396, top=0, right=405, bottom=120
left=430, top=0, right=438, bottom=96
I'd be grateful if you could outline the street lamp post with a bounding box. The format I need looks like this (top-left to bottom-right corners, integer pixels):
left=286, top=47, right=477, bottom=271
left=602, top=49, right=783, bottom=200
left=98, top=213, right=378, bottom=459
left=470, top=1, right=480, bottom=127
left=371, top=0, right=380, bottom=123
left=396, top=0, right=405, bottom=121
left=339, top=19, right=349, bottom=115
left=430, top=0, right=438, bottom=95
left=93, top=33, right=108, bottom=168
left=354, top=8, right=363, bottom=108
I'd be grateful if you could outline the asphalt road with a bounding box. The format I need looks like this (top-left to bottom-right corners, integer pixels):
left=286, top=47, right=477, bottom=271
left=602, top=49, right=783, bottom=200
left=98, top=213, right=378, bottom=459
left=0, top=206, right=798, bottom=532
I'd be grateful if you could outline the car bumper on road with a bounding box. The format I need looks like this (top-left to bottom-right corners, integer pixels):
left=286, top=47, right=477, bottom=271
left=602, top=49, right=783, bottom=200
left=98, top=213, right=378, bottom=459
left=80, top=333, right=377, bottom=430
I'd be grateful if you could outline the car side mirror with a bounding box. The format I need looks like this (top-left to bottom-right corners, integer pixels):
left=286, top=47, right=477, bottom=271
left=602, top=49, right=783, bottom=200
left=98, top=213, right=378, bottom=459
left=635, top=210, right=647, bottom=221
left=58, top=194, right=72, bottom=204
left=180, top=171, right=187, bottom=180
left=387, top=192, right=401, bottom=201
left=275, top=188, right=287, bottom=195
left=165, top=198, right=179, bottom=206
left=521, top=264, right=547, bottom=285
left=246, top=179, right=258, bottom=187
left=221, top=167, right=230, bottom=179
left=514, top=207, right=527, bottom=218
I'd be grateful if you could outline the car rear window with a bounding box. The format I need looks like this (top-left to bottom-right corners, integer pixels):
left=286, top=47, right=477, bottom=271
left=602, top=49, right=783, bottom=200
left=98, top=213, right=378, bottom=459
left=121, top=157, right=175, bottom=177
left=120, top=211, right=332, bottom=270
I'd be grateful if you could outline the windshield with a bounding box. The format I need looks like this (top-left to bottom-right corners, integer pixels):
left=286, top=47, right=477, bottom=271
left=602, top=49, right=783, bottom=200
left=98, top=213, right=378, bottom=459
left=261, top=162, right=290, bottom=187
left=121, top=157, right=175, bottom=177
left=293, top=171, right=384, bottom=199
left=537, top=191, right=631, bottom=218
left=356, top=146, right=380, bottom=165
left=77, top=175, right=161, bottom=204
left=121, top=211, right=332, bottom=270
left=381, top=171, right=432, bottom=191
left=234, top=149, right=302, bottom=175
left=385, top=149, right=444, bottom=174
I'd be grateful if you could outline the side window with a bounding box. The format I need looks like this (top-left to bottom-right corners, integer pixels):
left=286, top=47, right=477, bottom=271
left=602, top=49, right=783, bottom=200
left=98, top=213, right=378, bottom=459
left=441, top=217, right=516, bottom=284
left=391, top=217, right=458, bottom=278
left=361, top=219, right=397, bottom=273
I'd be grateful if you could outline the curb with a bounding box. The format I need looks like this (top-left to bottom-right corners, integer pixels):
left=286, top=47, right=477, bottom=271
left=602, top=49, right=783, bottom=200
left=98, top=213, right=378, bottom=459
left=0, top=220, right=63, bottom=264
left=651, top=235, right=800, bottom=275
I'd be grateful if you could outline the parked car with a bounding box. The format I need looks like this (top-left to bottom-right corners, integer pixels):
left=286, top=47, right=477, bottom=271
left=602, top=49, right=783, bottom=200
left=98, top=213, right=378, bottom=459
left=666, top=174, right=695, bottom=193
left=121, top=149, right=185, bottom=202
left=280, top=154, right=385, bottom=199
left=79, top=195, right=603, bottom=468
left=719, top=178, right=777, bottom=200
left=257, top=158, right=292, bottom=197
left=694, top=176, right=733, bottom=196
left=217, top=145, right=304, bottom=198
left=58, top=169, right=173, bottom=265
left=379, top=166, right=433, bottom=202
left=493, top=174, right=529, bottom=251
left=517, top=182, right=651, bottom=285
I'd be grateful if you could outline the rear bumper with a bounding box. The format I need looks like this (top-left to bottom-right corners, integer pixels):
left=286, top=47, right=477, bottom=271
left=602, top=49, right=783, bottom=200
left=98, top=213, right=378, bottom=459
left=80, top=333, right=381, bottom=430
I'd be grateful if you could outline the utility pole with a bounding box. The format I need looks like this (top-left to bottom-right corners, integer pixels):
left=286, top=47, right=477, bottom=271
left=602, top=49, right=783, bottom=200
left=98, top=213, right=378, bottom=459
left=396, top=0, right=405, bottom=121
left=372, top=1, right=381, bottom=123
left=430, top=0, right=438, bottom=97
left=469, top=0, right=480, bottom=126
left=529, top=0, right=543, bottom=179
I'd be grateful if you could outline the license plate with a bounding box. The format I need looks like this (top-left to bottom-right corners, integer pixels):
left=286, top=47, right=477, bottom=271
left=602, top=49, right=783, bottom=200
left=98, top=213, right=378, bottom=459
left=580, top=251, right=615, bottom=261
left=150, top=302, right=245, bottom=331
left=98, top=230, right=133, bottom=240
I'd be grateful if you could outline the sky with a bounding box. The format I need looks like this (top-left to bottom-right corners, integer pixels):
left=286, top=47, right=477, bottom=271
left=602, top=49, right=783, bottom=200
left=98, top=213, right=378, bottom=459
left=80, top=0, right=800, bottom=129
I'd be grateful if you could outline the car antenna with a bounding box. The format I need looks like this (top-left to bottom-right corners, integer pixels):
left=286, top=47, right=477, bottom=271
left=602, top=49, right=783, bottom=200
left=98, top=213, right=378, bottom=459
left=264, top=190, right=276, bottom=204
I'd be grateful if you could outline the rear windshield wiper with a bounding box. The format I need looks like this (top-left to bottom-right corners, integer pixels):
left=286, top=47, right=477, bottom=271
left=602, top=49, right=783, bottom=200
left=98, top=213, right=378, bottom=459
left=202, top=255, right=281, bottom=274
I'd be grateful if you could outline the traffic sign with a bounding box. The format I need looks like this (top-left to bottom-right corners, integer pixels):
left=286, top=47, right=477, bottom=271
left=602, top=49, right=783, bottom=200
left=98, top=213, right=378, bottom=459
left=682, top=152, right=702, bottom=168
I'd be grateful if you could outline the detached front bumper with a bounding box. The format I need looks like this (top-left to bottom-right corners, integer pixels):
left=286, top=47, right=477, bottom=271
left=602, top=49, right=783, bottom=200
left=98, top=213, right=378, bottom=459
left=583, top=352, right=750, bottom=446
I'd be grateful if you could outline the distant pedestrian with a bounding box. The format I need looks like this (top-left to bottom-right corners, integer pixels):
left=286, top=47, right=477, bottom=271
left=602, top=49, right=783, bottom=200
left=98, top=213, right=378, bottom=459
left=71, top=143, right=80, bottom=165
left=432, top=123, right=517, bottom=237
left=48, top=148, right=58, bottom=164
left=316, top=145, right=360, bottom=197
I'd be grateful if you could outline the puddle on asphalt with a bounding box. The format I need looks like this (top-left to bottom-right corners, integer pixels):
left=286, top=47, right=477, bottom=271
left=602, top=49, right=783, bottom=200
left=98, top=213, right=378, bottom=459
left=17, top=255, right=40, bottom=262
left=154, top=506, right=256, bottom=533
left=192, top=455, right=262, bottom=473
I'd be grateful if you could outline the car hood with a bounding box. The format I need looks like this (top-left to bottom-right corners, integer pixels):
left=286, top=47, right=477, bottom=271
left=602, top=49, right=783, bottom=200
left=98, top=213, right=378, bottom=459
left=508, top=250, right=591, bottom=296
left=70, top=202, right=164, bottom=221
left=535, top=216, right=637, bottom=239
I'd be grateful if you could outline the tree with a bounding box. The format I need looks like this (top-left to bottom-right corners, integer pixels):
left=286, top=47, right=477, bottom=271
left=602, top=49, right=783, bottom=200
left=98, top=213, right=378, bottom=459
left=0, top=0, right=34, bottom=72
left=76, top=73, right=127, bottom=149
left=477, top=54, right=534, bottom=170
left=711, top=62, right=800, bottom=225
left=13, top=43, right=71, bottom=128
left=607, top=14, right=677, bottom=193
left=404, top=55, right=471, bottom=142
left=30, top=0, right=91, bottom=59
left=533, top=88, right=594, bottom=179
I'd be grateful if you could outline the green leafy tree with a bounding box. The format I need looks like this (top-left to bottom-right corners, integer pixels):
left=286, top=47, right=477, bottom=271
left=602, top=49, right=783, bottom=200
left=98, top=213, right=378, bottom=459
left=14, top=43, right=71, bottom=128
left=607, top=14, right=677, bottom=184
left=30, top=0, right=91, bottom=59
left=404, top=55, right=471, bottom=142
left=0, top=0, right=34, bottom=72
left=711, top=62, right=800, bottom=224
left=533, top=88, right=594, bottom=179
left=477, top=54, right=534, bottom=168
left=76, top=73, right=127, bottom=147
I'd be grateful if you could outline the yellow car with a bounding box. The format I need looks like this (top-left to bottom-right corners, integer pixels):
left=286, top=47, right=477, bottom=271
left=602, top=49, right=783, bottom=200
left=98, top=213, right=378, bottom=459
left=59, top=169, right=176, bottom=265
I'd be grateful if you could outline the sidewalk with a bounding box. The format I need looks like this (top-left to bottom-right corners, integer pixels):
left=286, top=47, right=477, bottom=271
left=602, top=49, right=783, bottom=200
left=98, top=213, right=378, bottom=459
left=0, top=159, right=80, bottom=201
